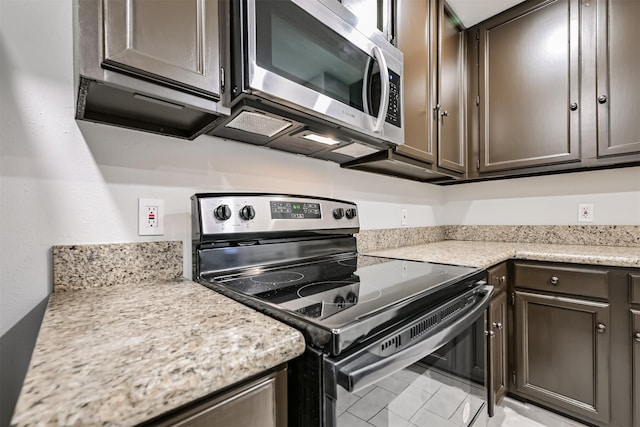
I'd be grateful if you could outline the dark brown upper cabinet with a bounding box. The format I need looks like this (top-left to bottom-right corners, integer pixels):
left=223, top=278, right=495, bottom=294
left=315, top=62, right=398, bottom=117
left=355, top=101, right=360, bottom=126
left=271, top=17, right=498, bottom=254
left=594, top=0, right=640, bottom=158
left=74, top=0, right=228, bottom=139
left=102, top=0, right=221, bottom=99
left=477, top=0, right=581, bottom=173
left=344, top=0, right=467, bottom=182
left=464, top=0, right=640, bottom=181
left=438, top=6, right=467, bottom=173
left=394, top=0, right=467, bottom=177
left=395, top=0, right=437, bottom=164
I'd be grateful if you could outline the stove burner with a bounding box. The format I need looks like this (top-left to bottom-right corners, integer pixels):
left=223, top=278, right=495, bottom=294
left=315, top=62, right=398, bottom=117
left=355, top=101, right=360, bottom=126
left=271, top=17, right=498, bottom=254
left=337, top=258, right=357, bottom=268
left=297, top=281, right=381, bottom=304
left=250, top=271, right=304, bottom=285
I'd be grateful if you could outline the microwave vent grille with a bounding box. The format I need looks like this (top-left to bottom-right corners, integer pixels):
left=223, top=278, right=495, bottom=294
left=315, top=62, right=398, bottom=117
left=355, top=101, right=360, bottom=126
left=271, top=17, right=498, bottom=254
left=225, top=111, right=292, bottom=137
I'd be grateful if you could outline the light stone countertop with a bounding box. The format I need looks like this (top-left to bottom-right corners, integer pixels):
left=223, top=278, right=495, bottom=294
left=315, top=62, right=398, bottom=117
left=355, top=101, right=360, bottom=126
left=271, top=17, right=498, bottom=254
left=11, top=279, right=305, bottom=427
left=366, top=240, right=640, bottom=268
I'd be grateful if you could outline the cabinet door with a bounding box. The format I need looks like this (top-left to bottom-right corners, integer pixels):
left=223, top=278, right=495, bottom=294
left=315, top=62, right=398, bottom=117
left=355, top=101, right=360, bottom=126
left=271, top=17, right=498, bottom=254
left=395, top=0, right=437, bottom=163
left=514, top=291, right=610, bottom=424
left=490, top=291, right=508, bottom=405
left=633, top=309, right=640, bottom=427
left=437, top=7, right=466, bottom=173
left=596, top=0, right=640, bottom=157
left=157, top=369, right=286, bottom=427
left=102, top=0, right=221, bottom=99
left=478, top=0, right=580, bottom=172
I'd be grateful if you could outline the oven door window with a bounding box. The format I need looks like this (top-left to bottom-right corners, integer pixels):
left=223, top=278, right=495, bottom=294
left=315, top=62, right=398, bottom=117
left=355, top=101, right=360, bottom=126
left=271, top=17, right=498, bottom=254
left=332, top=318, right=487, bottom=427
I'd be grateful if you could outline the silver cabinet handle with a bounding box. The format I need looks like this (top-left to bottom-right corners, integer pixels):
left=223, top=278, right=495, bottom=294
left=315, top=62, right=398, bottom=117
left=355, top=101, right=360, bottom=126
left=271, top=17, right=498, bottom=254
left=370, top=45, right=390, bottom=133
left=596, top=323, right=606, bottom=333
left=570, top=102, right=578, bottom=111
left=634, top=332, right=640, bottom=342
left=501, top=275, right=506, bottom=283
left=598, top=95, right=607, bottom=104
left=549, top=276, right=559, bottom=286
left=441, top=110, right=449, bottom=117
left=493, top=322, right=503, bottom=330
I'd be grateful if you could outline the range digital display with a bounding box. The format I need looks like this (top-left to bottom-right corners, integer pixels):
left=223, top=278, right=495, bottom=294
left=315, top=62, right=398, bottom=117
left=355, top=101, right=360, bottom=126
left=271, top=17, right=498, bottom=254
left=270, top=201, right=321, bottom=219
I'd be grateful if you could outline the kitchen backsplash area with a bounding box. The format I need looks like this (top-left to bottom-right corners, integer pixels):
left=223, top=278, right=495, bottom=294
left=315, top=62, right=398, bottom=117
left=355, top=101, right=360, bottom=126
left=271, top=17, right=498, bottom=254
left=53, top=241, right=183, bottom=291
left=356, top=226, right=445, bottom=253
left=357, top=225, right=640, bottom=252
left=50, top=226, right=638, bottom=290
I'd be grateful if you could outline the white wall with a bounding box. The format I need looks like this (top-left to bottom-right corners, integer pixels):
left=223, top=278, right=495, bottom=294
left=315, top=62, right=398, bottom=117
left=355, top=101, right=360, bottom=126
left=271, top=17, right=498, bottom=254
left=442, top=167, right=640, bottom=225
left=0, top=0, right=443, bottom=336
left=1, top=0, right=639, bottom=338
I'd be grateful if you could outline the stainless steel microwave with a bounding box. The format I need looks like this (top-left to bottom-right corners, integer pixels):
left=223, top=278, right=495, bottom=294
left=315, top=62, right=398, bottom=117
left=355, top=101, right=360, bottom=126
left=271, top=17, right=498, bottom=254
left=210, top=0, right=404, bottom=162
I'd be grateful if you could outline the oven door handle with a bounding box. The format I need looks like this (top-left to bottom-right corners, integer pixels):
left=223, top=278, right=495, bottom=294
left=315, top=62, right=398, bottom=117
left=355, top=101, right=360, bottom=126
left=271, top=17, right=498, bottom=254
left=332, top=284, right=494, bottom=394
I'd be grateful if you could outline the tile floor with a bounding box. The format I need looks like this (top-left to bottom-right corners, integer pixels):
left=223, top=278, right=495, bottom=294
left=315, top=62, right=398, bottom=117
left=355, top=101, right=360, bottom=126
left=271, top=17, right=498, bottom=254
left=487, top=397, right=589, bottom=427
left=335, top=364, right=589, bottom=427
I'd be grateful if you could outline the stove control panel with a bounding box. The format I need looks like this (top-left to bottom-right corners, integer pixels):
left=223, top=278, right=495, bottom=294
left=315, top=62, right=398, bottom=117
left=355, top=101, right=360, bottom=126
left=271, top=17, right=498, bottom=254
left=193, top=194, right=359, bottom=237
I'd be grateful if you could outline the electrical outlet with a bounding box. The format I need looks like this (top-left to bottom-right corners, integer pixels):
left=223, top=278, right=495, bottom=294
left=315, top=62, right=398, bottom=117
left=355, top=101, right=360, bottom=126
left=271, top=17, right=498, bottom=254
left=401, top=209, right=408, bottom=226
left=578, top=203, right=594, bottom=223
left=139, top=198, right=164, bottom=235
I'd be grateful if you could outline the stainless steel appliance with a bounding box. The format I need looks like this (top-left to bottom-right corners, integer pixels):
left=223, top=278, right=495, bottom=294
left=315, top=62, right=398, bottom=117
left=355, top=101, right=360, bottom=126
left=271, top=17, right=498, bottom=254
left=210, top=0, right=404, bottom=163
left=192, top=193, right=493, bottom=427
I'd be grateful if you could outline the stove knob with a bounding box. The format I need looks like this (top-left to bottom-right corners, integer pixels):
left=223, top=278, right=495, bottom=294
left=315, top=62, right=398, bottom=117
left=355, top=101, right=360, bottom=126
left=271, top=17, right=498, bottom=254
left=240, top=205, right=256, bottom=221
left=214, top=204, right=232, bottom=221
left=346, top=292, right=357, bottom=304
left=345, top=208, right=357, bottom=219
left=333, top=208, right=345, bottom=219
left=334, top=295, right=346, bottom=308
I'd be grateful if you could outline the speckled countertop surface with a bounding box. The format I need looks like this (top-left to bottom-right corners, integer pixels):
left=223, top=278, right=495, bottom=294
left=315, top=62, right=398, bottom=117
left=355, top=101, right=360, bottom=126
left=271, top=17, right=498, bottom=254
left=11, top=279, right=305, bottom=427
left=366, top=240, right=640, bottom=268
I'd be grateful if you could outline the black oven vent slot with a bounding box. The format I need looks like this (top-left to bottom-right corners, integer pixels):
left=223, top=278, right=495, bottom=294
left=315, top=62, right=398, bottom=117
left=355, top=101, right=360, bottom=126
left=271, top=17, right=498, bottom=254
left=441, top=300, right=464, bottom=320
left=381, top=335, right=402, bottom=352
left=374, top=289, right=480, bottom=357
left=410, top=313, right=438, bottom=340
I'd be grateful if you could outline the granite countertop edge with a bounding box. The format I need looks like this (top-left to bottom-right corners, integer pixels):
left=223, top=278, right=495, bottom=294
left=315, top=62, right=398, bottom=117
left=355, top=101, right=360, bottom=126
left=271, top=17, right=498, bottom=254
left=11, top=279, right=306, bottom=427
left=365, top=240, right=640, bottom=268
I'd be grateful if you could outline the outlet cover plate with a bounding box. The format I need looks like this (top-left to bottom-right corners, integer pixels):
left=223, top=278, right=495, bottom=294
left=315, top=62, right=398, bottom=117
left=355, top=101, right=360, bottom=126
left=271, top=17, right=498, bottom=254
left=139, top=198, right=164, bottom=235
left=578, top=203, right=594, bottom=223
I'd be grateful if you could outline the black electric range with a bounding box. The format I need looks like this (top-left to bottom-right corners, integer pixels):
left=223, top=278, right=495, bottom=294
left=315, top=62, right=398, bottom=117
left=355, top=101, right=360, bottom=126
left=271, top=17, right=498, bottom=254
left=192, top=193, right=492, bottom=427
left=201, top=251, right=482, bottom=355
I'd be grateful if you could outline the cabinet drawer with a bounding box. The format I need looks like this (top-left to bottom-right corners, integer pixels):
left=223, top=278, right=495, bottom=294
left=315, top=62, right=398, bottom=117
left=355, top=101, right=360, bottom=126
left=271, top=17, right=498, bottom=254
left=513, top=262, right=609, bottom=299
left=630, top=274, right=640, bottom=304
left=487, top=262, right=508, bottom=293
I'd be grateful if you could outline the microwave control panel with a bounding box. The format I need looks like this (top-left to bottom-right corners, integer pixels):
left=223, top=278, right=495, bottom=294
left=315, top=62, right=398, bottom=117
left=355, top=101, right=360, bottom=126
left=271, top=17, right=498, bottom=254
left=386, top=70, right=401, bottom=127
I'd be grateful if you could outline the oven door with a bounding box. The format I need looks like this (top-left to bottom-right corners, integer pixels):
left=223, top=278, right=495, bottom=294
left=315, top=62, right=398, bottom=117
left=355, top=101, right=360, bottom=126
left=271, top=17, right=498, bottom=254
left=324, top=284, right=493, bottom=427
left=242, top=0, right=403, bottom=145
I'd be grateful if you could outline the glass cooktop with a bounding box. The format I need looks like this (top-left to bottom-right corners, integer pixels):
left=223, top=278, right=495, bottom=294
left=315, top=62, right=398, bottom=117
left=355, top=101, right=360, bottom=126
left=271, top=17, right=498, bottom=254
left=211, top=254, right=480, bottom=329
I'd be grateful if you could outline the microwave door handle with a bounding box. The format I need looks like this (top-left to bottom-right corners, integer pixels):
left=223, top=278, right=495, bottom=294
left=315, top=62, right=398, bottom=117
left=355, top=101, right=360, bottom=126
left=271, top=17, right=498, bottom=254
left=334, top=284, right=494, bottom=394
left=362, top=57, right=372, bottom=117
left=371, top=45, right=390, bottom=133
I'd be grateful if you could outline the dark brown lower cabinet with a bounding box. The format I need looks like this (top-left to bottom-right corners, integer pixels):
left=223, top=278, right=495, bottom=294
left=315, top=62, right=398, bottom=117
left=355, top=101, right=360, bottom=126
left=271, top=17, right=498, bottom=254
left=487, top=262, right=508, bottom=407
left=489, top=290, right=508, bottom=405
left=152, top=368, right=287, bottom=427
left=632, top=309, right=640, bottom=427
left=511, top=262, right=640, bottom=427
left=514, top=290, right=610, bottom=424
